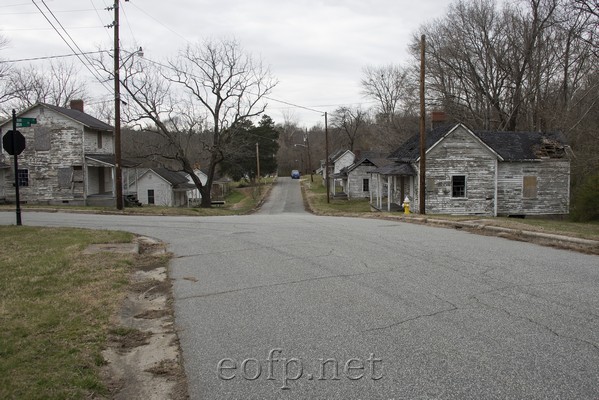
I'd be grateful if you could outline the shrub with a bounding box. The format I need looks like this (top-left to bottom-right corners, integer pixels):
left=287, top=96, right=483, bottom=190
left=570, top=173, right=599, bottom=221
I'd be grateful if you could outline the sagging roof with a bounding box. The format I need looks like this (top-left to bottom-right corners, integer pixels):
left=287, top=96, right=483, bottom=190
left=472, top=130, right=568, bottom=161
left=388, top=124, right=569, bottom=162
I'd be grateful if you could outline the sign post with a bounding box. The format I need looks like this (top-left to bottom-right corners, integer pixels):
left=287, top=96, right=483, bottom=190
left=2, top=110, right=34, bottom=225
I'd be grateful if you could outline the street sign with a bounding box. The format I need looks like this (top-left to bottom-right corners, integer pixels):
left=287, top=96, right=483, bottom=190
left=16, top=117, right=37, bottom=128
left=3, top=130, right=26, bottom=155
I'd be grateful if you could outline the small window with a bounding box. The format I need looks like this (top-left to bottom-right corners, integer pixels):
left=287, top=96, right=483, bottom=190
left=363, top=178, right=369, bottom=192
left=97, top=132, right=102, bottom=149
left=147, top=189, right=155, bottom=205
left=523, top=176, right=537, bottom=198
left=452, top=175, right=466, bottom=198
left=17, top=169, right=29, bottom=187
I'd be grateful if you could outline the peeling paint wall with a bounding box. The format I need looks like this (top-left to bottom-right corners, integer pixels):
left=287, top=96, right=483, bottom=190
left=0, top=105, right=114, bottom=204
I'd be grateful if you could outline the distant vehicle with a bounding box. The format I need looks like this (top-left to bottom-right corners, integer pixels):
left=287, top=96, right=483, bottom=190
left=291, top=170, right=301, bottom=179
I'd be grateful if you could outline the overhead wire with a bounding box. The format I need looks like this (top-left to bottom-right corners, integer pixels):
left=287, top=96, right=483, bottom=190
left=31, top=0, right=114, bottom=95
left=89, top=0, right=111, bottom=41
left=1, top=50, right=109, bottom=64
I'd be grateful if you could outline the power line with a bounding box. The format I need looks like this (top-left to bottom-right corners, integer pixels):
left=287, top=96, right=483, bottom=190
left=0, top=50, right=109, bottom=63
left=128, top=2, right=190, bottom=43
left=0, top=8, right=96, bottom=15
left=31, top=0, right=113, bottom=95
left=89, top=0, right=111, bottom=41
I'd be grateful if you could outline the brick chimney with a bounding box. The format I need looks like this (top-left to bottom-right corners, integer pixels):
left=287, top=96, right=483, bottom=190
left=431, top=111, right=447, bottom=129
left=354, top=149, right=362, bottom=161
left=70, top=99, right=84, bottom=113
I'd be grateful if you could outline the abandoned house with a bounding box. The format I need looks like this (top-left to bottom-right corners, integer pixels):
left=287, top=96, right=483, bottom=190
left=371, top=123, right=571, bottom=216
left=0, top=100, right=131, bottom=206
left=332, top=152, right=392, bottom=200
left=126, top=167, right=197, bottom=207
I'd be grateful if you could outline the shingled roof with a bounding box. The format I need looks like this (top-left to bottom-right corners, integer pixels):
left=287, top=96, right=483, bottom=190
left=387, top=125, right=454, bottom=162
left=152, top=168, right=195, bottom=189
left=472, top=130, right=567, bottom=161
left=42, top=103, right=113, bottom=132
left=388, top=124, right=568, bottom=162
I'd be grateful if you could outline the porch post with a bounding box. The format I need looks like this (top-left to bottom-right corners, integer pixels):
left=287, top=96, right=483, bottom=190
left=369, top=174, right=373, bottom=204
left=387, top=175, right=393, bottom=212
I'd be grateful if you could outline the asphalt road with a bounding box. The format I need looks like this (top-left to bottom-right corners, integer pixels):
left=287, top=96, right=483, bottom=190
left=2, top=177, right=599, bottom=399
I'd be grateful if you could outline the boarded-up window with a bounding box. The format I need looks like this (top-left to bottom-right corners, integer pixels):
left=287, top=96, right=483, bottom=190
left=58, top=168, right=72, bottom=189
left=523, top=176, right=537, bottom=198
left=34, top=126, right=51, bottom=151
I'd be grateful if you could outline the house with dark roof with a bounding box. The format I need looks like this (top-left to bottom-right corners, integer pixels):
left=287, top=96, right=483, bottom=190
left=371, top=123, right=571, bottom=216
left=327, top=149, right=355, bottom=194
left=127, top=167, right=197, bottom=206
left=332, top=152, right=392, bottom=200
left=0, top=100, right=131, bottom=206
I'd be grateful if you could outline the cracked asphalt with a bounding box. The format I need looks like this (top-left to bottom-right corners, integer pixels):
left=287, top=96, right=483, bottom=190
left=2, top=178, right=599, bottom=399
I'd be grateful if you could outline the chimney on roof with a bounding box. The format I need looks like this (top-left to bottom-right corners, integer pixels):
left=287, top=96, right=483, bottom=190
left=431, top=111, right=447, bottom=129
left=70, top=99, right=84, bottom=113
left=354, top=149, right=361, bottom=161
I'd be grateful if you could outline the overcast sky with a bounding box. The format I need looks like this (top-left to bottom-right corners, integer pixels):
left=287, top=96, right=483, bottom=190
left=2, top=0, right=453, bottom=127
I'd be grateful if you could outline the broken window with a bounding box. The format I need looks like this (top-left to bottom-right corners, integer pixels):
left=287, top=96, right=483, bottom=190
left=452, top=175, right=466, bottom=198
left=523, top=176, right=538, bottom=198
left=17, top=169, right=29, bottom=187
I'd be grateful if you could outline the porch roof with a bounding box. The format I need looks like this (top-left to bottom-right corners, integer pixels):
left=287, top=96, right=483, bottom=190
left=371, top=162, right=416, bottom=176
left=85, top=154, right=136, bottom=168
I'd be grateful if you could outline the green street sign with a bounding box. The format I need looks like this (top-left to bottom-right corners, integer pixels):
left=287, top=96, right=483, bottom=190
left=16, top=117, right=37, bottom=128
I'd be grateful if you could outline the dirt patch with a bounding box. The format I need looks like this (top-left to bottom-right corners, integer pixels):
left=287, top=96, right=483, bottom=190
left=100, top=237, right=188, bottom=400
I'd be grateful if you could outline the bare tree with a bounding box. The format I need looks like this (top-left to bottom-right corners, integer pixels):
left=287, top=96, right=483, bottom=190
left=412, top=0, right=597, bottom=132
left=361, top=64, right=411, bottom=123
left=3, top=60, right=88, bottom=112
left=112, top=39, right=277, bottom=207
left=330, top=106, right=369, bottom=152
left=0, top=34, right=14, bottom=111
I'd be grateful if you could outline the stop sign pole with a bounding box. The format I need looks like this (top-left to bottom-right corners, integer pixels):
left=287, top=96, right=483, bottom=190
left=11, top=109, right=22, bottom=225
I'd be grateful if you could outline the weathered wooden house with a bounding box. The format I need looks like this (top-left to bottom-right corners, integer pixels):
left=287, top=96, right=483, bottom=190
left=328, top=149, right=355, bottom=194
left=126, top=167, right=196, bottom=207
left=333, top=153, right=392, bottom=200
left=371, top=123, right=571, bottom=216
left=0, top=101, right=129, bottom=206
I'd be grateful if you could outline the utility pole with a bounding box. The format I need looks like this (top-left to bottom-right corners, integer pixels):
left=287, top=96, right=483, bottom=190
left=419, top=34, right=426, bottom=215
left=255, top=142, right=261, bottom=183
left=113, top=0, right=124, bottom=210
left=305, top=128, right=313, bottom=183
left=324, top=112, right=330, bottom=203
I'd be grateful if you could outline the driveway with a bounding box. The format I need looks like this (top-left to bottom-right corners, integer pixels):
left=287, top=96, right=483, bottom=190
left=2, top=178, right=598, bottom=399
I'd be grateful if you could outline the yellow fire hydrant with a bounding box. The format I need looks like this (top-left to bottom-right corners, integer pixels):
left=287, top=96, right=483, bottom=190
left=402, top=196, right=411, bottom=214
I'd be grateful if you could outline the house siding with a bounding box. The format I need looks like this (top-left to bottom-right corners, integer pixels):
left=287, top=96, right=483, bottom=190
left=1, top=108, right=86, bottom=203
left=347, top=164, right=376, bottom=199
left=496, top=160, right=570, bottom=215
left=134, top=172, right=175, bottom=206
left=417, top=126, right=497, bottom=215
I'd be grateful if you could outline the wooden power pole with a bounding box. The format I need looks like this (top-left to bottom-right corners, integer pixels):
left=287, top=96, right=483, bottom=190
left=419, top=34, right=426, bottom=215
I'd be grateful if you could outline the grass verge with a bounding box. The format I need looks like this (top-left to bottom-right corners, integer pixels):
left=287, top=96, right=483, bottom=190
left=0, top=180, right=273, bottom=217
left=0, top=226, right=137, bottom=399
left=302, top=175, right=371, bottom=215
